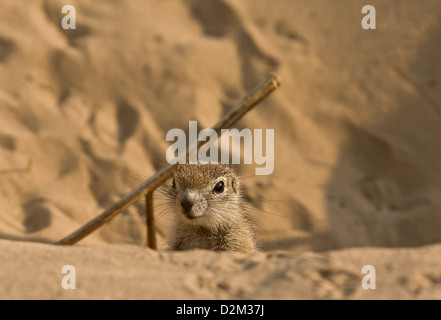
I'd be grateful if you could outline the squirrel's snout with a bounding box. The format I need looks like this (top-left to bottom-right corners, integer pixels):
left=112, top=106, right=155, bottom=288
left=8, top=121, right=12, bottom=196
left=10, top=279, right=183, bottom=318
left=180, top=197, right=193, bottom=214
left=178, top=192, right=207, bottom=220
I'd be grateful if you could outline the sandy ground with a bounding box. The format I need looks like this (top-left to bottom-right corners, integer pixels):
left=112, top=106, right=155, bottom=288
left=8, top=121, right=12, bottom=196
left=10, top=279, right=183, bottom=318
left=2, top=239, right=441, bottom=299
left=0, top=0, right=440, bottom=299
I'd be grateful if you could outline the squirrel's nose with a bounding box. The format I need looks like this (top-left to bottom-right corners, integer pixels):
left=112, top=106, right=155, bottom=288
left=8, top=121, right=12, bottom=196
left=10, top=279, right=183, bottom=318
left=180, top=197, right=193, bottom=214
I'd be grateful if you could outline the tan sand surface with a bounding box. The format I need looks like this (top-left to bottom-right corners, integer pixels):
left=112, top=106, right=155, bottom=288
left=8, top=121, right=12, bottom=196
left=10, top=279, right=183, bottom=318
left=0, top=0, right=440, bottom=299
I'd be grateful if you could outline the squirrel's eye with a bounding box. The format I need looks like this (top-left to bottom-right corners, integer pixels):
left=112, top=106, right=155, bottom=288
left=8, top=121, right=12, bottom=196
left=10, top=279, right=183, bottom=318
left=172, top=178, right=176, bottom=189
left=213, top=181, right=225, bottom=194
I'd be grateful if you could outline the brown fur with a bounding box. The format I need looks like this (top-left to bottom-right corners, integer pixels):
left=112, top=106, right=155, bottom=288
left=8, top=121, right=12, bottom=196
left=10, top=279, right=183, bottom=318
left=167, top=162, right=256, bottom=253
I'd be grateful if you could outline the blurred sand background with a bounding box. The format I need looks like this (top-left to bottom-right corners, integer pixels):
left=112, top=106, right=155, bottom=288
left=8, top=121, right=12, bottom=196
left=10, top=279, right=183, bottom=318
left=0, top=0, right=441, bottom=299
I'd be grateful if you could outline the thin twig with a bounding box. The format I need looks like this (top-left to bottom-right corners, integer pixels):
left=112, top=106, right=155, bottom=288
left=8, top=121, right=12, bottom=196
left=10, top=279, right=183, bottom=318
left=145, top=191, right=157, bottom=249
left=56, top=72, right=281, bottom=245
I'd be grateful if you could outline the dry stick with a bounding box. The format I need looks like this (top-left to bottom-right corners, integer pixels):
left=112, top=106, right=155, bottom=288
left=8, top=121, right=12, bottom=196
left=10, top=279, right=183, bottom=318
left=145, top=191, right=156, bottom=249
left=56, top=72, right=282, bottom=245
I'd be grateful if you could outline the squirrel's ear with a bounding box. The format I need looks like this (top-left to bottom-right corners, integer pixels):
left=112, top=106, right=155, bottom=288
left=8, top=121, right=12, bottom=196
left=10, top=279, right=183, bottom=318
left=231, top=178, right=238, bottom=194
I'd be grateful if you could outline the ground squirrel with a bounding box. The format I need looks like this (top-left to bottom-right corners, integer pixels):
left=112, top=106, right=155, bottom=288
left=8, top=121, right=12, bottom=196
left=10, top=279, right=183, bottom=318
left=167, top=162, right=257, bottom=253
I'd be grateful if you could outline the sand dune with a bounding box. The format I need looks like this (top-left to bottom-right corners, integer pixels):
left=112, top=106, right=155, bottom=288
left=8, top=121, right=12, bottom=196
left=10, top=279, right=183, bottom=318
left=0, top=0, right=440, bottom=299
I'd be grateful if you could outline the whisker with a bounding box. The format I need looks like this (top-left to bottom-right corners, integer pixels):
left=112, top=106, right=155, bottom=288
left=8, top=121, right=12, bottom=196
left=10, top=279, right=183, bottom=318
left=243, top=204, right=291, bottom=220
left=155, top=207, right=171, bottom=222
left=250, top=219, right=272, bottom=242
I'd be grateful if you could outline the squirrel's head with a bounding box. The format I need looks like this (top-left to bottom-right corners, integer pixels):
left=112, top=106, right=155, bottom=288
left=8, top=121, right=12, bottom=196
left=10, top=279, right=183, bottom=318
left=169, top=162, right=242, bottom=227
